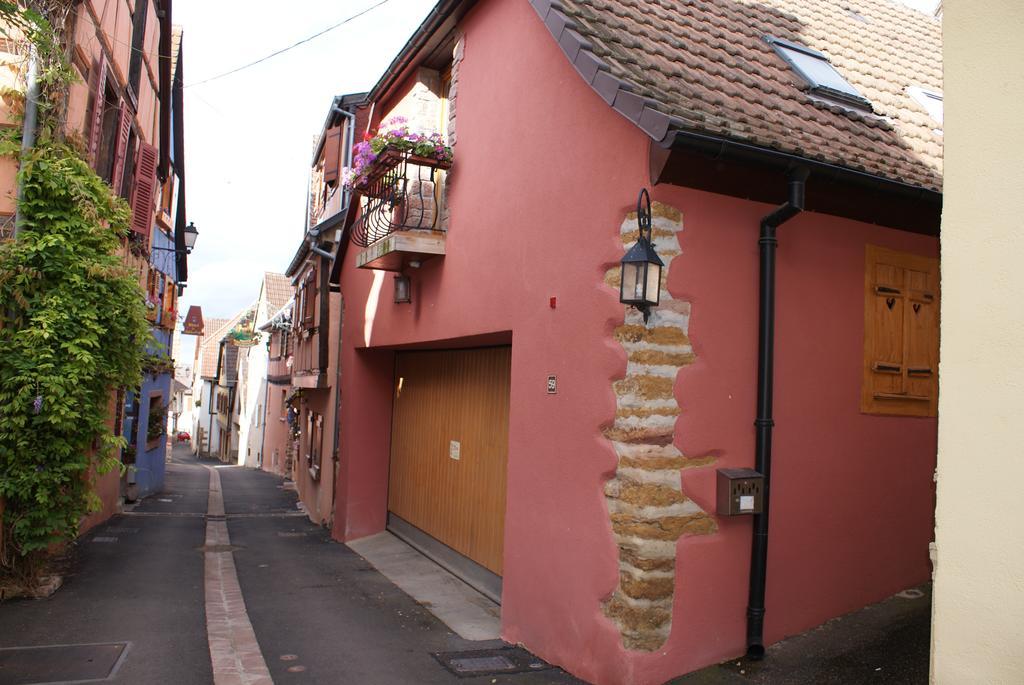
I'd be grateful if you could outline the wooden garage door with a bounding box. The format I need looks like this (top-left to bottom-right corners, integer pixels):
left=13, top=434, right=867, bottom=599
left=388, top=347, right=511, bottom=575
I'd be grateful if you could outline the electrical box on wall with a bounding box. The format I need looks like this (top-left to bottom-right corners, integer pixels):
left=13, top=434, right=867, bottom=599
left=716, top=468, right=764, bottom=516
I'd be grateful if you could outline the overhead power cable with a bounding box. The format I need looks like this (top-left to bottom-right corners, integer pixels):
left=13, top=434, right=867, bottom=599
left=185, top=0, right=393, bottom=88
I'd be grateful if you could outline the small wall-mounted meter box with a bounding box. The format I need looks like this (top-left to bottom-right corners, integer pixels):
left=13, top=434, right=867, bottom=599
left=716, top=468, right=764, bottom=516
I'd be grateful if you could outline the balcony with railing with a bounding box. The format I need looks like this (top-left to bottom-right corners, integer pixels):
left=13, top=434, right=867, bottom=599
left=351, top=148, right=451, bottom=271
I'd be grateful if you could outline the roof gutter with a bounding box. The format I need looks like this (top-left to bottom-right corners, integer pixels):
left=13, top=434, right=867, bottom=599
left=664, top=128, right=941, bottom=207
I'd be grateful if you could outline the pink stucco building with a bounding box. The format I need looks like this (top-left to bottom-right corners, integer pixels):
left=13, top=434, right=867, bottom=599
left=285, top=1, right=942, bottom=682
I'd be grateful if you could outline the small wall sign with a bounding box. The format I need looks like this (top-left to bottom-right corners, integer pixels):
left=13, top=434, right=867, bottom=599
left=449, top=440, right=461, bottom=461
left=547, top=375, right=557, bottom=394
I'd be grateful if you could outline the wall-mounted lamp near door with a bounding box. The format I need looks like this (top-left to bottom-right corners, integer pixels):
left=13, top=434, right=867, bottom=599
left=619, top=189, right=663, bottom=324
left=394, top=274, right=412, bottom=304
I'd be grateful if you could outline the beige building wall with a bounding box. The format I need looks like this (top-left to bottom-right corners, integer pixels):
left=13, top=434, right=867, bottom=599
left=932, top=2, right=1024, bottom=683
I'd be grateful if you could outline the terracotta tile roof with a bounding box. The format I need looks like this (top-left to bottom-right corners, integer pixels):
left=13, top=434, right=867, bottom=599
left=263, top=272, right=293, bottom=313
left=193, top=317, right=226, bottom=379
left=531, top=0, right=943, bottom=191
left=198, top=315, right=242, bottom=380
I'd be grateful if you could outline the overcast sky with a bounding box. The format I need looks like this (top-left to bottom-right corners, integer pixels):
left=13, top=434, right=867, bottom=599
left=174, top=0, right=435, bottom=361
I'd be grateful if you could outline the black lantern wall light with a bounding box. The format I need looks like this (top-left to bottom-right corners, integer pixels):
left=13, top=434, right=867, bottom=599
left=150, top=221, right=199, bottom=255
left=619, top=189, right=664, bottom=324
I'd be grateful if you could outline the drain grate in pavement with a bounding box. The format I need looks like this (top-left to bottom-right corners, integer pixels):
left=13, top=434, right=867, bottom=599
left=434, top=646, right=550, bottom=677
left=0, top=642, right=128, bottom=684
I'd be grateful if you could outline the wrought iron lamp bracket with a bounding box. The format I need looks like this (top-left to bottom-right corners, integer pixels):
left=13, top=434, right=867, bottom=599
left=636, top=188, right=654, bottom=323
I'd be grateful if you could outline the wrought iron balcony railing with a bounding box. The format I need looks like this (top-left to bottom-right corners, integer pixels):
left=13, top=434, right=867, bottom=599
left=350, top=149, right=450, bottom=248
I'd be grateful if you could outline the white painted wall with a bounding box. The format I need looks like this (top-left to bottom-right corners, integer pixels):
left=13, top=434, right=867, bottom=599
left=238, top=297, right=272, bottom=468
left=190, top=381, right=219, bottom=457
left=932, top=3, right=1024, bottom=683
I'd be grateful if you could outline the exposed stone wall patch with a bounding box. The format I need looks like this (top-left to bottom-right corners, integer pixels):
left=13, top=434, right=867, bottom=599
left=602, top=201, right=717, bottom=651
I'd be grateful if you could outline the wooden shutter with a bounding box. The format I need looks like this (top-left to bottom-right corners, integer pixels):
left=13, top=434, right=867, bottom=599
left=303, top=267, right=317, bottom=325
left=861, top=245, right=939, bottom=417
left=163, top=277, right=176, bottom=328
left=323, top=125, right=342, bottom=185
left=130, top=143, right=159, bottom=241
left=87, top=54, right=108, bottom=168
left=110, top=104, right=133, bottom=195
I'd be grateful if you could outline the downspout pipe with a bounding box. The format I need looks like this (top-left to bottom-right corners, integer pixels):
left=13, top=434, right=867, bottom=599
left=308, top=106, right=355, bottom=262
left=746, top=165, right=809, bottom=660
left=326, top=104, right=353, bottom=530
left=258, top=377, right=270, bottom=469
left=14, top=46, right=39, bottom=237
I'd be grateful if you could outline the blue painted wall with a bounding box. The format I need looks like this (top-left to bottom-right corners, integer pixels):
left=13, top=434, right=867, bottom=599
left=133, top=328, right=173, bottom=497
left=123, top=229, right=178, bottom=497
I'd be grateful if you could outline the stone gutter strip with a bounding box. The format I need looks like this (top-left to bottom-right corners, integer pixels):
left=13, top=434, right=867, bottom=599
left=204, top=466, right=274, bottom=685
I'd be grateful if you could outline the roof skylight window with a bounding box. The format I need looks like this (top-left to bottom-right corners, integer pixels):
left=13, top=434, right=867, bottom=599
left=765, top=36, right=872, bottom=111
left=908, top=86, right=943, bottom=125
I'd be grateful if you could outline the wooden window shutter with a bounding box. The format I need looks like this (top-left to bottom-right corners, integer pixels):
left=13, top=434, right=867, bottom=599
left=87, top=54, right=108, bottom=168
left=110, top=104, right=133, bottom=196
left=323, top=125, right=342, bottom=186
left=303, top=267, right=317, bottom=324
left=861, top=245, right=939, bottom=417
left=130, top=143, right=159, bottom=241
left=164, top=278, right=176, bottom=327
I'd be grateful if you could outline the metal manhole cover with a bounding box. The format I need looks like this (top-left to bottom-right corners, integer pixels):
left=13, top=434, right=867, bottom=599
left=0, top=642, right=128, bottom=684
left=434, top=647, right=551, bottom=678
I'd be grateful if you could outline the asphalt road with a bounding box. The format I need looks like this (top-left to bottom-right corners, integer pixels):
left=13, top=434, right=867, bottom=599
left=0, top=445, right=580, bottom=685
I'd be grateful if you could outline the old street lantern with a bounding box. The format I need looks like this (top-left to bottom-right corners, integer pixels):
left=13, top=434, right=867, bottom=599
left=182, top=221, right=199, bottom=253
left=619, top=188, right=663, bottom=324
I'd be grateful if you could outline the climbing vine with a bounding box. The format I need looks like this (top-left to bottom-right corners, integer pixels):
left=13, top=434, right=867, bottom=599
left=0, top=2, right=150, bottom=572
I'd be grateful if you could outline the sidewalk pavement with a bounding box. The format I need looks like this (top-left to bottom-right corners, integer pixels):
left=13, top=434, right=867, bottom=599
left=670, top=587, right=931, bottom=684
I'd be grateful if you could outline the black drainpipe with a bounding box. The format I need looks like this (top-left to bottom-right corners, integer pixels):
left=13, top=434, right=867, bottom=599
left=746, top=166, right=809, bottom=659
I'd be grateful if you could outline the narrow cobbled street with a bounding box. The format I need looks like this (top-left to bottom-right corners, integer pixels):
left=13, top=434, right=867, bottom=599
left=0, top=444, right=581, bottom=684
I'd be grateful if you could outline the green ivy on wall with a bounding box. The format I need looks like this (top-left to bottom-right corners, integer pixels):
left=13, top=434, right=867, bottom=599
left=0, top=2, right=150, bottom=571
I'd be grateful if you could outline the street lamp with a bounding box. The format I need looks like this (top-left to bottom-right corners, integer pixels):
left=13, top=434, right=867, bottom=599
left=151, top=221, right=199, bottom=255
left=619, top=189, right=663, bottom=324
